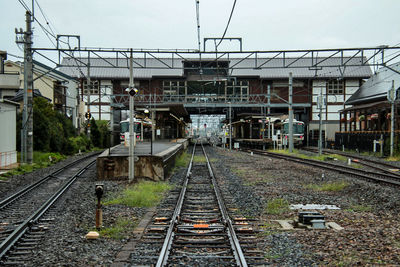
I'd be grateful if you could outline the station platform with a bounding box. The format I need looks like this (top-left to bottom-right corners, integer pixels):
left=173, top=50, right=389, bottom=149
left=96, top=139, right=189, bottom=181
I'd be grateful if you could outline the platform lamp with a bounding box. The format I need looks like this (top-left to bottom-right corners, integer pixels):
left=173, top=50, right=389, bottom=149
left=144, top=108, right=152, bottom=155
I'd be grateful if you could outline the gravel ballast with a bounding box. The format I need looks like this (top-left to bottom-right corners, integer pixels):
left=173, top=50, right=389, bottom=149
left=1, top=146, right=400, bottom=266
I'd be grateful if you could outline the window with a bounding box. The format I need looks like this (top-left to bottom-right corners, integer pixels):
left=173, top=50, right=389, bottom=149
left=163, top=81, right=186, bottom=100
left=327, top=80, right=344, bottom=95
left=227, top=81, right=249, bottom=101
left=83, top=80, right=99, bottom=95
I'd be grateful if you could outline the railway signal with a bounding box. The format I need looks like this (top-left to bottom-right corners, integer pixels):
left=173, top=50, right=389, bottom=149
left=85, top=112, right=92, bottom=120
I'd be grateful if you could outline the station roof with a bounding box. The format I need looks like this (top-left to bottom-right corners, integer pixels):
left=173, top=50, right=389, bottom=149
left=345, top=62, right=400, bottom=105
left=59, top=57, right=372, bottom=80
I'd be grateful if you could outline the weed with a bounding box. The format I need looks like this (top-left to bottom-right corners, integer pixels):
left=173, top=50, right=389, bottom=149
left=346, top=204, right=372, bottom=212
left=193, top=155, right=206, bottom=163
left=104, top=181, right=171, bottom=207
left=305, top=181, right=349, bottom=192
left=269, top=149, right=348, bottom=162
left=386, top=156, right=400, bottom=162
left=265, top=198, right=290, bottom=215
left=98, top=216, right=136, bottom=239
left=0, top=151, right=66, bottom=179
left=175, top=152, right=190, bottom=168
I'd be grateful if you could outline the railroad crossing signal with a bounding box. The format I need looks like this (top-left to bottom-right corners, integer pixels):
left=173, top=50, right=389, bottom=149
left=126, top=87, right=138, bottom=97
left=85, top=112, right=92, bottom=120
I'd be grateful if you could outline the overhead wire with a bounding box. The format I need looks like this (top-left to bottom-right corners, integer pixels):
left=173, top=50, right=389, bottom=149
left=216, top=0, right=237, bottom=48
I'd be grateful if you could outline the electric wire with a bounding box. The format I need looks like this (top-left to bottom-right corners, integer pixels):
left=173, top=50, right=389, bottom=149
left=35, top=0, right=58, bottom=37
left=216, top=0, right=237, bottom=48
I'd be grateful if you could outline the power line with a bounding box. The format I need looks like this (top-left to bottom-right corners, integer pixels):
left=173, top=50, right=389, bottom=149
left=35, top=0, right=58, bottom=37
left=216, top=0, right=237, bottom=48
left=17, top=0, right=30, bottom=12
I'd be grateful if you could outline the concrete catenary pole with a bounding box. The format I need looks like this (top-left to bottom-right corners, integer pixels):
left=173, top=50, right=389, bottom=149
left=128, top=51, right=135, bottom=183
left=25, top=11, right=33, bottom=164
left=267, top=84, right=271, bottom=139
left=87, top=57, right=91, bottom=138
left=318, top=89, right=323, bottom=156
left=229, top=102, right=232, bottom=151
left=288, top=72, right=294, bottom=153
left=390, top=80, right=395, bottom=157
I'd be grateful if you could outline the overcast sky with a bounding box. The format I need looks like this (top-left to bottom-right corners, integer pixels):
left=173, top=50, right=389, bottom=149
left=2, top=0, right=400, bottom=61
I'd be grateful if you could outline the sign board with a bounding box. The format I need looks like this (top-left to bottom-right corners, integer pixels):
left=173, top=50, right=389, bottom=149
left=234, top=142, right=239, bottom=149
left=272, top=135, right=278, bottom=141
left=156, top=129, right=161, bottom=136
left=222, top=137, right=227, bottom=144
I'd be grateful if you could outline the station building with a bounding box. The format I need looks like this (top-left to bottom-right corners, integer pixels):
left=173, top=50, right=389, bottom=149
left=59, top=56, right=372, bottom=145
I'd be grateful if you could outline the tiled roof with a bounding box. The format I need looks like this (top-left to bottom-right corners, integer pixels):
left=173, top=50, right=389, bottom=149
left=345, top=62, right=400, bottom=105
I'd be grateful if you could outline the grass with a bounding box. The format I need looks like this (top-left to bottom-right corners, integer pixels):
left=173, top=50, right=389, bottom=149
left=265, top=198, right=290, bottom=215
left=386, top=155, right=400, bottom=162
left=174, top=151, right=191, bottom=168
left=269, top=149, right=348, bottom=162
left=104, top=181, right=172, bottom=208
left=0, top=151, right=67, bottom=179
left=305, top=181, right=349, bottom=192
left=98, top=216, right=136, bottom=239
left=193, top=155, right=207, bottom=163
left=346, top=204, right=373, bottom=212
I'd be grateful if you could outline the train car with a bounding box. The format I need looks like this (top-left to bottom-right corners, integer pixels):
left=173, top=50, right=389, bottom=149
left=280, top=119, right=305, bottom=146
left=120, top=118, right=152, bottom=142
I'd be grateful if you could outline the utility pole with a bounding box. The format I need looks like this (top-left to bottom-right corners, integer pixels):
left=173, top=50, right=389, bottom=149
left=16, top=11, right=33, bottom=164
left=267, top=84, right=271, bottom=139
left=318, top=89, right=323, bottom=156
left=229, top=102, right=232, bottom=151
left=390, top=80, right=395, bottom=157
left=128, top=51, right=136, bottom=183
left=87, top=58, right=91, bottom=138
left=288, top=72, right=294, bottom=153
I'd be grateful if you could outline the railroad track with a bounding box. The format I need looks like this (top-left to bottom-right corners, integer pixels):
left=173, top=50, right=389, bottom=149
left=129, top=142, right=264, bottom=266
left=243, top=148, right=400, bottom=187
left=302, top=147, right=400, bottom=176
left=0, top=153, right=98, bottom=265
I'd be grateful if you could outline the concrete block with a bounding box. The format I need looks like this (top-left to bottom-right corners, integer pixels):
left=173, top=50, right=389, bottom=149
left=274, top=220, right=294, bottom=230
left=326, top=222, right=344, bottom=231
left=85, top=231, right=100, bottom=240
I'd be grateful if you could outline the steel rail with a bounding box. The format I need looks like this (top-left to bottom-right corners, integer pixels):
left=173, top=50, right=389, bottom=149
left=202, top=143, right=248, bottom=267
left=0, top=152, right=100, bottom=210
left=155, top=141, right=197, bottom=267
left=302, top=147, right=400, bottom=173
left=0, top=158, right=96, bottom=259
left=248, top=149, right=400, bottom=187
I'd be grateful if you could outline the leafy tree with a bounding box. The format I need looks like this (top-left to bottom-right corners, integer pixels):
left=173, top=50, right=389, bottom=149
left=90, top=118, right=101, bottom=148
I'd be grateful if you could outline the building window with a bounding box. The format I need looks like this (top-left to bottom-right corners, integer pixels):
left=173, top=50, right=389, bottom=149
left=83, top=80, right=99, bottom=95
left=227, top=81, right=248, bottom=101
left=163, top=81, right=186, bottom=96
left=327, top=80, right=344, bottom=94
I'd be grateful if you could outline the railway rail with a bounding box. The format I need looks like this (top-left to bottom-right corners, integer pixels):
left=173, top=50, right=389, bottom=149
left=302, top=147, right=400, bottom=176
left=0, top=153, right=98, bottom=265
left=243, top=148, right=400, bottom=187
left=129, top=142, right=264, bottom=266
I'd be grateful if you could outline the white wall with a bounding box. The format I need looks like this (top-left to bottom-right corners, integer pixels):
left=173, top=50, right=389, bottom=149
left=0, top=101, right=17, bottom=167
